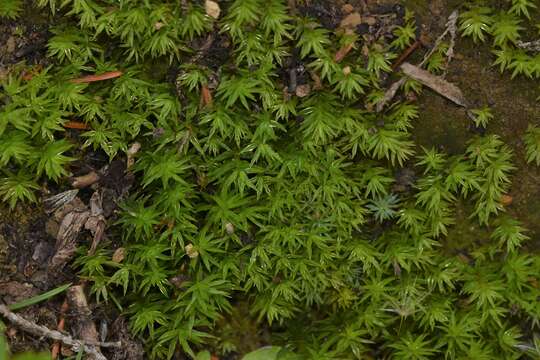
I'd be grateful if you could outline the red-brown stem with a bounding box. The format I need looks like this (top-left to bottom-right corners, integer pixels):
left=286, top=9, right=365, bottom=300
left=51, top=300, right=69, bottom=360
left=392, top=40, right=422, bottom=71
left=64, top=121, right=90, bottom=130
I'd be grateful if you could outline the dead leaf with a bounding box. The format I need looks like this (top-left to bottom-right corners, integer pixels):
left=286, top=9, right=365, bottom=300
left=49, top=209, right=90, bottom=269
left=112, top=248, right=125, bottom=263
left=340, top=12, right=362, bottom=29
left=205, top=0, right=220, bottom=19
left=400, top=62, right=468, bottom=107
left=44, top=190, right=79, bottom=214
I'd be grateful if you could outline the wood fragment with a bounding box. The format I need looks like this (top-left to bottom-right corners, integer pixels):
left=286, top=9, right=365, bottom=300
left=70, top=71, right=123, bottom=84
left=0, top=304, right=120, bottom=360
left=400, top=62, right=468, bottom=107
left=72, top=171, right=100, bottom=189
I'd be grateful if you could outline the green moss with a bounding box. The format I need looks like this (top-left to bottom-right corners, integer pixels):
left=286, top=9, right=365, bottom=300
left=1, top=0, right=540, bottom=359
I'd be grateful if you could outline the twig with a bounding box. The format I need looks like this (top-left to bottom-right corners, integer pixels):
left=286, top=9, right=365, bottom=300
left=72, top=171, right=100, bottom=189
left=392, top=39, right=422, bottom=70
left=64, top=121, right=90, bottom=130
left=376, top=10, right=459, bottom=112
left=0, top=305, right=121, bottom=360
left=70, top=71, right=123, bottom=84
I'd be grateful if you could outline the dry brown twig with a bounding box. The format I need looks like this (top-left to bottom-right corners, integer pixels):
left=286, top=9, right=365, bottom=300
left=376, top=10, right=459, bottom=112
left=0, top=305, right=121, bottom=360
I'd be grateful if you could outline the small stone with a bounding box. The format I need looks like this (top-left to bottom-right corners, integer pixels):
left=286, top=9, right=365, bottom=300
left=154, top=22, right=164, bottom=30
left=295, top=84, right=311, bottom=98
left=185, top=244, right=199, bottom=258
left=342, top=66, right=352, bottom=76
left=205, top=0, right=221, bottom=19
left=340, top=12, right=362, bottom=29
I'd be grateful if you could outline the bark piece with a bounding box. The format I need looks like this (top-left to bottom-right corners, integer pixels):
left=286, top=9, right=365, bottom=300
left=72, top=171, right=100, bottom=189
left=400, top=62, right=468, bottom=107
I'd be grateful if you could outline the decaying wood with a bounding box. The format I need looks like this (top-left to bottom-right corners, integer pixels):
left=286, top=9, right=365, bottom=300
left=44, top=190, right=79, bottom=214
left=49, top=203, right=91, bottom=270
left=72, top=171, right=100, bottom=189
left=400, top=62, right=468, bottom=107
left=517, top=39, right=540, bottom=52
left=0, top=304, right=121, bottom=360
left=86, top=191, right=106, bottom=255
left=67, top=285, right=104, bottom=360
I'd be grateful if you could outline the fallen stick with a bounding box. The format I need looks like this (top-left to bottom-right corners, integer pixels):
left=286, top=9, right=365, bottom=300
left=400, top=62, right=468, bottom=107
left=0, top=305, right=121, bottom=360
left=70, top=71, right=123, bottom=84
left=376, top=10, right=459, bottom=112
left=392, top=39, right=422, bottom=70
left=72, top=171, right=100, bottom=189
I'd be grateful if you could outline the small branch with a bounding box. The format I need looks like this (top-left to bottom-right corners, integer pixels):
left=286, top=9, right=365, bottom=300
left=376, top=10, right=459, bottom=112
left=72, top=171, right=100, bottom=189
left=392, top=39, right=422, bottom=70
left=0, top=305, right=121, bottom=360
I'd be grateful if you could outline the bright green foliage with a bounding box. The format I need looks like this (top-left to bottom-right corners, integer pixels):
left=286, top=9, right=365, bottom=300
left=470, top=106, right=494, bottom=128
left=509, top=0, right=537, bottom=19
left=0, top=171, right=39, bottom=210
left=524, top=124, right=540, bottom=165
left=459, top=5, right=493, bottom=43
left=1, top=1, right=540, bottom=360
left=0, top=0, right=23, bottom=19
